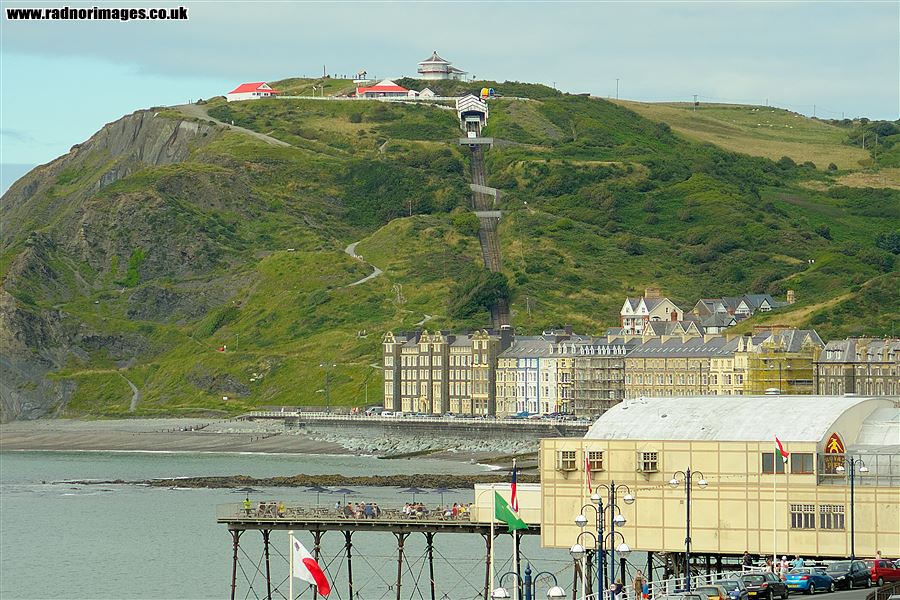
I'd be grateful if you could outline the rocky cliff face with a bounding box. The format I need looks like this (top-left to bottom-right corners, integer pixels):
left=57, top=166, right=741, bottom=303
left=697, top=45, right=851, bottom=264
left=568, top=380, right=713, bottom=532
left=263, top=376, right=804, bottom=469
left=0, top=110, right=221, bottom=422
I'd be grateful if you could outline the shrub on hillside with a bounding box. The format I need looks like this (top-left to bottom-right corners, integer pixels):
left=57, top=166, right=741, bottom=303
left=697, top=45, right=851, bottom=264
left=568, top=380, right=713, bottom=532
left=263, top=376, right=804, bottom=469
left=875, top=231, right=900, bottom=254
left=448, top=270, right=510, bottom=319
left=815, top=224, right=832, bottom=240
left=451, top=212, right=481, bottom=237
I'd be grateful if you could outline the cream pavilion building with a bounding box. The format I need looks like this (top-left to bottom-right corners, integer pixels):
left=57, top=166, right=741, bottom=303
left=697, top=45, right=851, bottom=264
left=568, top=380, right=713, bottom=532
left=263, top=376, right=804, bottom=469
left=539, top=395, right=899, bottom=559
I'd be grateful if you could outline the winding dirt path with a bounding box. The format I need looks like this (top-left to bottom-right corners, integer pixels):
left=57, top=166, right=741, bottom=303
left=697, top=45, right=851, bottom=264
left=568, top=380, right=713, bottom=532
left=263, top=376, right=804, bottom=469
left=119, top=374, right=141, bottom=412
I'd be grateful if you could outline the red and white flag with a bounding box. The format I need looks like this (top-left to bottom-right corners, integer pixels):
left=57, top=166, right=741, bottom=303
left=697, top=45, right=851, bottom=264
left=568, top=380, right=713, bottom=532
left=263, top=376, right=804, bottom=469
left=585, top=455, right=593, bottom=494
left=291, top=535, right=331, bottom=597
left=775, top=437, right=789, bottom=464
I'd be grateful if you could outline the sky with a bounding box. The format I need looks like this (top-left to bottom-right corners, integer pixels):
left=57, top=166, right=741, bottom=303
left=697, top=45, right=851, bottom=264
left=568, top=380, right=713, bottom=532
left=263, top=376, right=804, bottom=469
left=1, top=0, right=898, bottom=172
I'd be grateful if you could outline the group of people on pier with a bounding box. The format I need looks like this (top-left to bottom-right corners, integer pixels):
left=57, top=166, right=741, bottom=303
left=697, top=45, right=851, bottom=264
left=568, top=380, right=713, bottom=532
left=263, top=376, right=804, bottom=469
left=338, top=501, right=382, bottom=519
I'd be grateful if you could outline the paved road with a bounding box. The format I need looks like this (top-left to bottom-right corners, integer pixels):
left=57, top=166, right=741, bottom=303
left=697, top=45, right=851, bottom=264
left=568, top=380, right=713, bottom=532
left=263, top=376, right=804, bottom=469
left=824, top=585, right=879, bottom=600
left=343, top=241, right=383, bottom=286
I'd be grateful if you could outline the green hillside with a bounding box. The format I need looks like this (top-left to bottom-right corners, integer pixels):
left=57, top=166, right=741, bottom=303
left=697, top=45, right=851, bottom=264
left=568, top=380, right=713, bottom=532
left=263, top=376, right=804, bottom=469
left=1, top=78, right=897, bottom=420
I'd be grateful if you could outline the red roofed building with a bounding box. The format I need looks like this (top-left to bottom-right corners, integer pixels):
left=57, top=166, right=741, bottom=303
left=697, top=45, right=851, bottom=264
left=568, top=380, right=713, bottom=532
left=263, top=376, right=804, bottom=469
left=355, top=79, right=409, bottom=98
left=226, top=82, right=280, bottom=102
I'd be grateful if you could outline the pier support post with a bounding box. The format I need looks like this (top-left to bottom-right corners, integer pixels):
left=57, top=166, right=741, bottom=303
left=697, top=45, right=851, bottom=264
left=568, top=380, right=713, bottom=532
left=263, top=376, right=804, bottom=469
left=647, top=552, right=654, bottom=583
left=230, top=530, right=243, bottom=600
left=425, top=532, right=436, bottom=600
left=395, top=532, right=408, bottom=600
left=585, top=549, right=594, bottom=597
left=344, top=530, right=354, bottom=600
left=716, top=554, right=722, bottom=574
left=262, top=530, right=273, bottom=600
left=572, top=558, right=579, bottom=600
left=705, top=554, right=711, bottom=575
left=312, top=530, right=324, bottom=600
left=483, top=533, right=492, bottom=600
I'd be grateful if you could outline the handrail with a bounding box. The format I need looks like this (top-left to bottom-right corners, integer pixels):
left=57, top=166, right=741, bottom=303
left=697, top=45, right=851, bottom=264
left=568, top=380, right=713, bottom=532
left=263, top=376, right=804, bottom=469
left=866, top=580, right=900, bottom=600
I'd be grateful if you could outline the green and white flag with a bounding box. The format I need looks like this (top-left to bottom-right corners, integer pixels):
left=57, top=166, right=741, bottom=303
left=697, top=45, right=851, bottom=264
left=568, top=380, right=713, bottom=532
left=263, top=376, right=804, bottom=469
left=494, top=491, right=528, bottom=532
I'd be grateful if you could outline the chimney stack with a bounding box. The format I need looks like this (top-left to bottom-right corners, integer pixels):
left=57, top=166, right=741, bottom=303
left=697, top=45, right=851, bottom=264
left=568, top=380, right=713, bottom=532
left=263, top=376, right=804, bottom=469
left=645, top=286, right=661, bottom=299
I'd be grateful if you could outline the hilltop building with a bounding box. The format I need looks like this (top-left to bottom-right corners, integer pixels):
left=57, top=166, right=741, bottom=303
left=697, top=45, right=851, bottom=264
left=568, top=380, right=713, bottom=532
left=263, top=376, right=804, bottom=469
left=356, top=79, right=409, bottom=98
left=620, top=288, right=684, bottom=335
left=537, top=395, right=899, bottom=559
left=416, top=51, right=467, bottom=81
left=226, top=82, right=280, bottom=102
left=816, top=338, right=900, bottom=396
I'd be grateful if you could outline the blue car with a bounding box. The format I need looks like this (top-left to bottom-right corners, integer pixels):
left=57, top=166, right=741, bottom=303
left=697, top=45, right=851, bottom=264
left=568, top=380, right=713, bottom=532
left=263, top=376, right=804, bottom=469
left=785, top=568, right=835, bottom=594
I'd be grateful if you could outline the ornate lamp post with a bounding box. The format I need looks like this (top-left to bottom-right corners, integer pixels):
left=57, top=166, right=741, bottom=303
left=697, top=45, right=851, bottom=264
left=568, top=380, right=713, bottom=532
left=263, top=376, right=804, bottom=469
left=573, top=484, right=635, bottom=599
left=668, top=469, right=709, bottom=591
left=835, top=457, right=869, bottom=560
left=493, top=567, right=566, bottom=600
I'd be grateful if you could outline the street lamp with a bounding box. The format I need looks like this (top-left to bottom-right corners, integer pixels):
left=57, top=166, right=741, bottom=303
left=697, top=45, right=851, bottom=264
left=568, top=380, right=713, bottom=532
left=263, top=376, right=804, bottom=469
left=574, top=482, right=635, bottom=600
left=571, top=535, right=595, bottom=600
left=835, top=457, right=869, bottom=559
left=494, top=566, right=567, bottom=599
left=669, top=469, right=708, bottom=591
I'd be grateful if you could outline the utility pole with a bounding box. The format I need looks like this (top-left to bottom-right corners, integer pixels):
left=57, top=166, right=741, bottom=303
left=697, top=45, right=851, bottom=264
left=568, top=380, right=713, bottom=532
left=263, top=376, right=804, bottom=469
left=813, top=104, right=816, bottom=118
left=615, top=78, right=620, bottom=100
left=692, top=94, right=698, bottom=112
left=322, top=64, right=326, bottom=78
left=552, top=81, right=557, bottom=90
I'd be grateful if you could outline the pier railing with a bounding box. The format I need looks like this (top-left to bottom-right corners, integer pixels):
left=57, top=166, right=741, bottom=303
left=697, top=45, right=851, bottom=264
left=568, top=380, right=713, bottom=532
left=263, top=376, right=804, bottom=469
left=217, top=502, right=473, bottom=523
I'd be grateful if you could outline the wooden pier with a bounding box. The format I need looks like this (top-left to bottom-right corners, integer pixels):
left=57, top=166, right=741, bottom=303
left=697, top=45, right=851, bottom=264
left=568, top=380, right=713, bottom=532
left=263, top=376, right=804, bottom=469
left=218, top=502, right=540, bottom=600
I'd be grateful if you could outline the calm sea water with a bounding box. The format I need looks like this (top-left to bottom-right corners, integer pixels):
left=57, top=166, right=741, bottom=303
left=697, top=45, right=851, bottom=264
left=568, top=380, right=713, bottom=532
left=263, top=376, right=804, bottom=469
left=0, top=451, right=578, bottom=600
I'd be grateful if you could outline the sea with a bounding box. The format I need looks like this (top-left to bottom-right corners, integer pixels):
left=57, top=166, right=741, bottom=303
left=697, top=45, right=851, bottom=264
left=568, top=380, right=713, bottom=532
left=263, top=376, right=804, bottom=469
left=0, top=450, right=580, bottom=600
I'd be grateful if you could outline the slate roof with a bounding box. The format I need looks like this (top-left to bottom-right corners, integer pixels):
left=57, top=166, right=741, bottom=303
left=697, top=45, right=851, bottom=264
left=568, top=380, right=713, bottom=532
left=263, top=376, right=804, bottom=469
left=819, top=338, right=900, bottom=363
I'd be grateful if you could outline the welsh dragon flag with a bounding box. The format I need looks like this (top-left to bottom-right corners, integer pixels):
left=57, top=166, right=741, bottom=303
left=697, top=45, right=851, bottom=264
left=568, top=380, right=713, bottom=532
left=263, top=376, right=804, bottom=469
left=494, top=491, right=528, bottom=532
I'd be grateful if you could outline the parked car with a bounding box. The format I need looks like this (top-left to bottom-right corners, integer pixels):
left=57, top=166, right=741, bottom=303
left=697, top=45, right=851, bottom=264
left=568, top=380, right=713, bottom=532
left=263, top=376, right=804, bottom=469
left=666, top=595, right=705, bottom=600
left=866, top=559, right=900, bottom=586
left=739, top=573, right=789, bottom=600
left=824, top=560, right=871, bottom=589
left=380, top=411, right=394, bottom=417
left=785, top=568, right=835, bottom=594
left=695, top=584, right=730, bottom=600
left=718, top=578, right=750, bottom=600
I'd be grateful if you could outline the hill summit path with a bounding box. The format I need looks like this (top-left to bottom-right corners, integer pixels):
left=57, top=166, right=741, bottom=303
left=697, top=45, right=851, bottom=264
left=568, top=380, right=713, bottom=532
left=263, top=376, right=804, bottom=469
left=174, top=103, right=290, bottom=147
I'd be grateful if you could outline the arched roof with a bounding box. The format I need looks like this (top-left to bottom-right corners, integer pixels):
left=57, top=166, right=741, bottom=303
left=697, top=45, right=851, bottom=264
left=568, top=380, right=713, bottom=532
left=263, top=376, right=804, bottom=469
left=584, top=395, right=896, bottom=443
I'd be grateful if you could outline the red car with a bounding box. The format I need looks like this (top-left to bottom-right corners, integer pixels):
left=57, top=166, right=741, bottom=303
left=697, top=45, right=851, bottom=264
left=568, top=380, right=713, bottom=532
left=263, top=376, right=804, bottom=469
left=866, top=559, right=900, bottom=586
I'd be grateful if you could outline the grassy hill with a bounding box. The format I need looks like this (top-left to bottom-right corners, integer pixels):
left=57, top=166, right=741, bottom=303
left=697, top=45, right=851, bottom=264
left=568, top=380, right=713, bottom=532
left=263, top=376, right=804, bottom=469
left=1, top=78, right=897, bottom=420
left=614, top=101, right=873, bottom=170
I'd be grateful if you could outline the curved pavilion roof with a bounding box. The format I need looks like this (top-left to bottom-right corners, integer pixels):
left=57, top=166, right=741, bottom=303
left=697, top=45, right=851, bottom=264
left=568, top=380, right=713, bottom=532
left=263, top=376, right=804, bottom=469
left=585, top=395, right=896, bottom=443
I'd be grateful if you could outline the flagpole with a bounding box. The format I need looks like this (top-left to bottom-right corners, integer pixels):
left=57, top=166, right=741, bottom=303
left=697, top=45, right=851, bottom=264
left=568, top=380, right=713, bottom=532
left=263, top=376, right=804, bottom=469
left=490, top=484, right=496, bottom=596
left=513, top=460, right=519, bottom=600
left=289, top=530, right=294, bottom=600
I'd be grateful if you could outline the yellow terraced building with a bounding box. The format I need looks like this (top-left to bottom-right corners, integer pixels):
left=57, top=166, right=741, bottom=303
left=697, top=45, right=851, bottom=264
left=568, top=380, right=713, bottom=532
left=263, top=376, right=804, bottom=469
left=539, top=395, right=900, bottom=559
